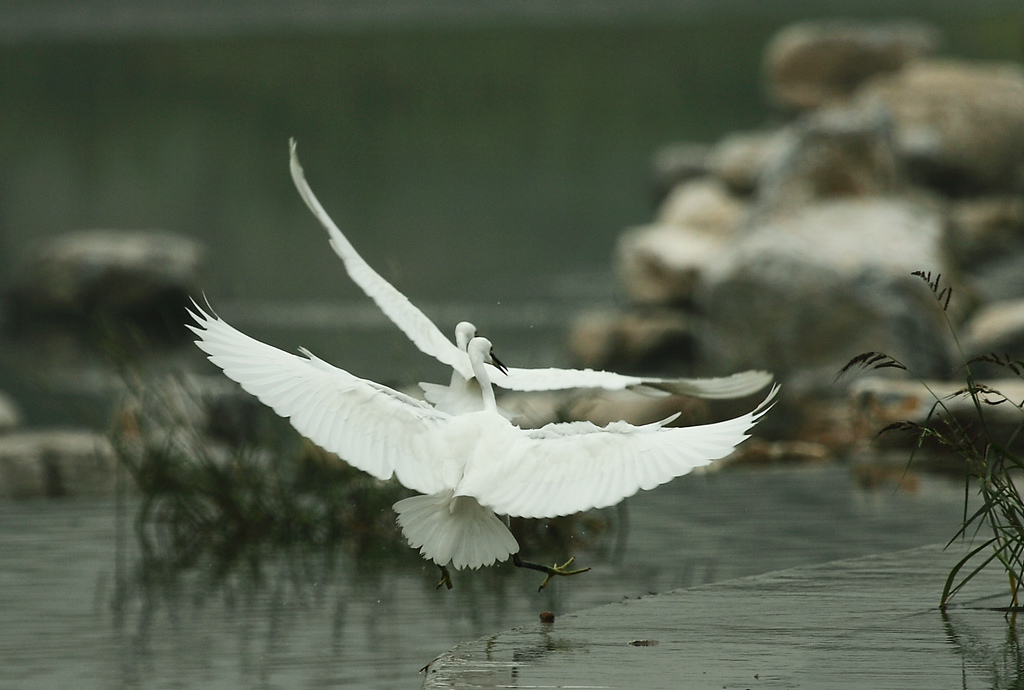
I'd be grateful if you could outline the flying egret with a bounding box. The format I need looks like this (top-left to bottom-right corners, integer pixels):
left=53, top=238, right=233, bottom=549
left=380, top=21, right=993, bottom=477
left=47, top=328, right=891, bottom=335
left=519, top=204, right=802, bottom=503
left=287, top=139, right=773, bottom=413
left=188, top=302, right=778, bottom=589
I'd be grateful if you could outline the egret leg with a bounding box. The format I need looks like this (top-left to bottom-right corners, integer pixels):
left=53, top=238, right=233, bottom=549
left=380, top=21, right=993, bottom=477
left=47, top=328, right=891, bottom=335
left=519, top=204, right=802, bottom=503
left=436, top=564, right=453, bottom=590
left=512, top=554, right=591, bottom=591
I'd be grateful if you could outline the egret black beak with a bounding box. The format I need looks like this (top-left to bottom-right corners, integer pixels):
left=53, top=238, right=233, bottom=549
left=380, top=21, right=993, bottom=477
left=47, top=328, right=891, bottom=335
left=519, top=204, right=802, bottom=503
left=489, top=350, right=509, bottom=376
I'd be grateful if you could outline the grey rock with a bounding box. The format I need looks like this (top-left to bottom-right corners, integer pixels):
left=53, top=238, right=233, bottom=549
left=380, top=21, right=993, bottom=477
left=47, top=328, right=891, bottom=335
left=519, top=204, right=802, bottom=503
left=568, top=309, right=697, bottom=373
left=0, top=429, right=118, bottom=498
left=850, top=376, right=1024, bottom=458
left=757, top=105, right=905, bottom=214
left=698, top=198, right=957, bottom=395
left=855, top=59, right=1024, bottom=193
left=947, top=196, right=1024, bottom=266
left=6, top=229, right=205, bottom=342
left=765, top=19, right=940, bottom=111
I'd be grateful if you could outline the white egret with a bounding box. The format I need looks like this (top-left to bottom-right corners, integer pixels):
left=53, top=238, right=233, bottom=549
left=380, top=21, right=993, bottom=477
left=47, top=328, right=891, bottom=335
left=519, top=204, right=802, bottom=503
left=287, top=139, right=773, bottom=413
left=188, top=302, right=778, bottom=589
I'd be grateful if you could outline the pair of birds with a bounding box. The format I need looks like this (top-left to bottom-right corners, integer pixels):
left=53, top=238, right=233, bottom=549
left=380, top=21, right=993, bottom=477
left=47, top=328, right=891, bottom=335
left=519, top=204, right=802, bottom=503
left=189, top=140, right=777, bottom=590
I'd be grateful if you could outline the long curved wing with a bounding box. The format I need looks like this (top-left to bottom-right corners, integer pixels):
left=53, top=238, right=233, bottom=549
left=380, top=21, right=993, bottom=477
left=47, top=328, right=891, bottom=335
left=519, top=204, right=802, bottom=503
left=291, top=140, right=773, bottom=400
left=187, top=302, right=451, bottom=495
left=289, top=140, right=472, bottom=379
left=459, top=385, right=778, bottom=519
left=498, top=366, right=773, bottom=398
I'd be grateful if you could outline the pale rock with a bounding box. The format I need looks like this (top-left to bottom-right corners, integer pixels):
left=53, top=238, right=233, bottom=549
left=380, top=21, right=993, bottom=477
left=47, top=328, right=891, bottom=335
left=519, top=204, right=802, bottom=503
left=616, top=225, right=728, bottom=305
left=855, top=59, right=1024, bottom=193
left=963, top=299, right=1024, bottom=363
left=0, top=429, right=119, bottom=498
left=765, top=19, right=940, bottom=111
left=656, top=178, right=748, bottom=232
left=707, top=130, right=789, bottom=195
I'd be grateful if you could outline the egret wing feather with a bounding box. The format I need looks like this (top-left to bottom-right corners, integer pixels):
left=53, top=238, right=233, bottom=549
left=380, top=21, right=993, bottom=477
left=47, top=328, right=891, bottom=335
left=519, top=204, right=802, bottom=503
left=500, top=366, right=773, bottom=398
left=289, top=140, right=471, bottom=379
left=187, top=303, right=450, bottom=495
left=461, top=385, right=779, bottom=519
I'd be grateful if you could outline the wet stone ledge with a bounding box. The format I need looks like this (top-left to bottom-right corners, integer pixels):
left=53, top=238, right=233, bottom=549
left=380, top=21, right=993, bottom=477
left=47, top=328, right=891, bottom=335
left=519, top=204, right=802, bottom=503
left=422, top=544, right=1013, bottom=689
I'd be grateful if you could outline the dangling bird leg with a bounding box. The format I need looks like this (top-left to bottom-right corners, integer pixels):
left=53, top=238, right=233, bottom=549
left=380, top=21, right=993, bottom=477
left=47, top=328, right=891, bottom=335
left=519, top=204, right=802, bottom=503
left=436, top=564, right=453, bottom=590
left=512, top=554, right=591, bottom=591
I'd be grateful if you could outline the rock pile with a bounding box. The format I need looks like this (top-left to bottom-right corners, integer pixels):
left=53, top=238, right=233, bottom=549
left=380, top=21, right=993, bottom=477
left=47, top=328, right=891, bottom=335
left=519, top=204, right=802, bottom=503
left=573, top=19, right=1024, bottom=448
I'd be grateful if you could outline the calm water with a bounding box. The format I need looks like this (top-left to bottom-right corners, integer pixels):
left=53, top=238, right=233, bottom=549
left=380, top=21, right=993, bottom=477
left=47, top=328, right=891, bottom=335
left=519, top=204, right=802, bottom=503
left=0, top=466, right=971, bottom=689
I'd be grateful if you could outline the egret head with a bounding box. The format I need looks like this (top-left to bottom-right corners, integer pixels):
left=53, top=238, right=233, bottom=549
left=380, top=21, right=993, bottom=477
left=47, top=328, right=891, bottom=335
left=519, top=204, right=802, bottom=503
left=455, top=321, right=477, bottom=351
left=467, top=336, right=508, bottom=375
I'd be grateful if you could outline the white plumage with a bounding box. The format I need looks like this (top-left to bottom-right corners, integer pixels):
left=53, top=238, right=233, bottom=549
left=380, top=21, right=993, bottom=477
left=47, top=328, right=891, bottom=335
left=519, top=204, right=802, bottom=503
left=188, top=303, right=777, bottom=572
left=288, top=139, right=773, bottom=410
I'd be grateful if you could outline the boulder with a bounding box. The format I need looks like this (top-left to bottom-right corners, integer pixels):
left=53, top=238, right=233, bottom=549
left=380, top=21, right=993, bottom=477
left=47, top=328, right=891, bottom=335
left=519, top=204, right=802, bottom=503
left=649, top=142, right=712, bottom=205
left=707, top=130, right=789, bottom=195
left=656, top=178, right=748, bottom=231
left=5, top=229, right=206, bottom=343
left=698, top=198, right=957, bottom=396
left=0, top=429, right=118, bottom=498
left=568, top=309, right=697, bottom=373
left=757, top=105, right=905, bottom=213
left=963, top=299, right=1024, bottom=364
left=765, top=19, right=940, bottom=111
left=854, top=59, right=1024, bottom=194
left=849, top=376, right=1024, bottom=460
left=616, top=179, right=748, bottom=305
left=947, top=195, right=1024, bottom=266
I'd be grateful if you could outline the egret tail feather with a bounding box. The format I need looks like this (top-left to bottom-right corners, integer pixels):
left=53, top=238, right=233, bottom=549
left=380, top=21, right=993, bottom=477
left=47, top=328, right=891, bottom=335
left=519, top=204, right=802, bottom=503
left=394, top=491, right=519, bottom=570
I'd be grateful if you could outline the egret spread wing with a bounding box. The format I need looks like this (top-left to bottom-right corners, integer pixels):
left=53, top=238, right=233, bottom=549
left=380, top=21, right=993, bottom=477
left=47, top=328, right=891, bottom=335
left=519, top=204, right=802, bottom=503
left=461, top=385, right=779, bottom=519
left=499, top=366, right=773, bottom=398
left=187, top=302, right=450, bottom=495
left=289, top=140, right=471, bottom=379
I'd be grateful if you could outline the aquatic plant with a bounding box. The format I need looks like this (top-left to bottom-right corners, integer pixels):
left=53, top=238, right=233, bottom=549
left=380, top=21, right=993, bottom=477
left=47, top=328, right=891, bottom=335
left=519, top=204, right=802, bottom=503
left=840, top=270, right=1024, bottom=611
left=110, top=371, right=414, bottom=580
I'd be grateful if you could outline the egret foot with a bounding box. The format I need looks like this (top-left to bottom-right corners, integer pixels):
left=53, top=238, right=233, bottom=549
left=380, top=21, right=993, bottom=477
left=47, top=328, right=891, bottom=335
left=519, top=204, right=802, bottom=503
left=512, top=554, right=591, bottom=591
left=436, top=565, right=453, bottom=590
